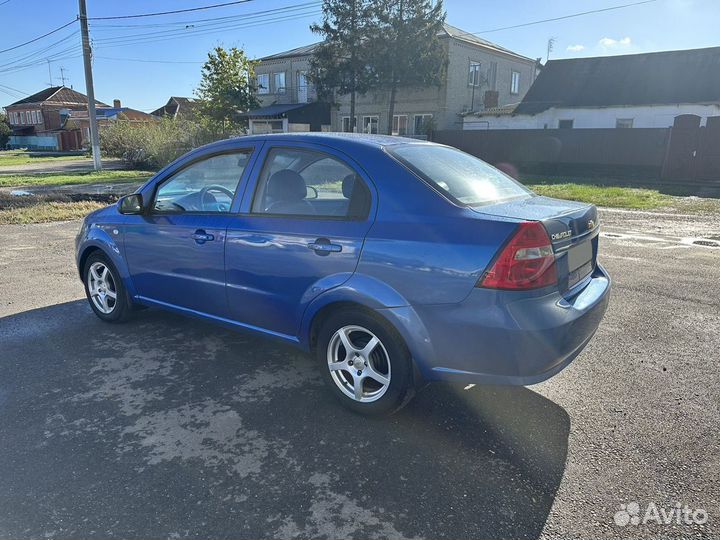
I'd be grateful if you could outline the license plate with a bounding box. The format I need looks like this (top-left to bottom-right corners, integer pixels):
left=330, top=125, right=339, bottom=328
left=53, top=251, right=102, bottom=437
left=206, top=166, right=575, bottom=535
left=567, top=240, right=592, bottom=271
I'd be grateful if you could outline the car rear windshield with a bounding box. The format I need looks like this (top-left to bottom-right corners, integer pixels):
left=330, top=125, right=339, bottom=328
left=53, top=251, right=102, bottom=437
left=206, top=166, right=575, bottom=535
left=389, top=144, right=532, bottom=207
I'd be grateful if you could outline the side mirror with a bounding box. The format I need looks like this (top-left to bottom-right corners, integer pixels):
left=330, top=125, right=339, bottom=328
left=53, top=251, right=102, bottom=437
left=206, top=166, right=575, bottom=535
left=118, top=193, right=143, bottom=215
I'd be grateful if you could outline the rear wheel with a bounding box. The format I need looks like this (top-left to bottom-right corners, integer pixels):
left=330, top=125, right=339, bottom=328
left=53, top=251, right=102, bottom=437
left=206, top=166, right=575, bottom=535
left=317, top=309, right=415, bottom=415
left=83, top=252, right=132, bottom=323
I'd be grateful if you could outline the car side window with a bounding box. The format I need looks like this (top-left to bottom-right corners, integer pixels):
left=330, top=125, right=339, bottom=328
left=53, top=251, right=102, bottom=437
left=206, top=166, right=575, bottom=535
left=153, top=151, right=251, bottom=214
left=251, top=147, right=371, bottom=219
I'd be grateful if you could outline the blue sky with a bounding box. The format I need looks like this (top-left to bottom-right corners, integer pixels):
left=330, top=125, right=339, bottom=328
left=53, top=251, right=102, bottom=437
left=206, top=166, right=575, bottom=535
left=0, top=0, right=718, bottom=111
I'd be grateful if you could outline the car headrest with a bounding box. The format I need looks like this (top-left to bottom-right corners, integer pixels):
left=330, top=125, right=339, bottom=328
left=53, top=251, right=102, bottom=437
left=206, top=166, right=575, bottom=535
left=342, top=173, right=356, bottom=198
left=266, top=170, right=306, bottom=201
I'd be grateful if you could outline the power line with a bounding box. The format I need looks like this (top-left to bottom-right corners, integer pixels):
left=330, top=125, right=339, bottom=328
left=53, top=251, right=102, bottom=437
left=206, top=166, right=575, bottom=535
left=93, top=10, right=320, bottom=48
left=90, top=1, right=320, bottom=29
left=92, top=3, right=320, bottom=45
left=0, top=19, right=77, bottom=55
left=95, top=56, right=205, bottom=64
left=88, top=0, right=256, bottom=21
left=470, top=0, right=658, bottom=35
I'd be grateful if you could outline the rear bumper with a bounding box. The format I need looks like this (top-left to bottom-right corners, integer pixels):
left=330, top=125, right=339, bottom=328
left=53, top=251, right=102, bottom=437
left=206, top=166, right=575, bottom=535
left=386, top=264, right=611, bottom=385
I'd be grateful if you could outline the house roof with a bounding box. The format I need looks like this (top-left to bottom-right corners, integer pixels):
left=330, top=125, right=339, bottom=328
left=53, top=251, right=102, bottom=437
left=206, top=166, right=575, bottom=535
left=150, top=96, right=199, bottom=117
left=68, top=107, right=155, bottom=121
left=515, top=46, right=720, bottom=115
left=260, top=42, right=322, bottom=61
left=6, top=86, right=108, bottom=107
left=259, top=23, right=534, bottom=62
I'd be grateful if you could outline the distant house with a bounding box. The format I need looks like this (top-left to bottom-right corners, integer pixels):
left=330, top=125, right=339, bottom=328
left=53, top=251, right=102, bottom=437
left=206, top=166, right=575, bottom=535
left=151, top=96, right=199, bottom=119
left=65, top=99, right=156, bottom=147
left=464, top=46, right=720, bottom=130
left=4, top=86, right=108, bottom=150
left=246, top=23, right=538, bottom=135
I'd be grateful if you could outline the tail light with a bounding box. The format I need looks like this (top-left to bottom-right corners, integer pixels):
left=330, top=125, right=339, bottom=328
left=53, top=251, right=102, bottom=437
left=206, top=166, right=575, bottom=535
left=479, top=221, right=557, bottom=290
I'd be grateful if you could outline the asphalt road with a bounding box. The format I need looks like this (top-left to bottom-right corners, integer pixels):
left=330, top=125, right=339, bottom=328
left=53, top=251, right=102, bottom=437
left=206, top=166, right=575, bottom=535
left=0, top=211, right=718, bottom=539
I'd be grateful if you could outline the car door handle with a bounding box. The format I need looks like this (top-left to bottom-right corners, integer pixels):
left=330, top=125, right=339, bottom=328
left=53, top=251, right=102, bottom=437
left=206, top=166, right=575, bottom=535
left=308, top=239, right=342, bottom=254
left=191, top=230, right=215, bottom=243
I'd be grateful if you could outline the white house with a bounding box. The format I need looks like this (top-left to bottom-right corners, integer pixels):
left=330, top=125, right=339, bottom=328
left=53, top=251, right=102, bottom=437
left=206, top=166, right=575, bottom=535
left=463, top=46, right=720, bottom=130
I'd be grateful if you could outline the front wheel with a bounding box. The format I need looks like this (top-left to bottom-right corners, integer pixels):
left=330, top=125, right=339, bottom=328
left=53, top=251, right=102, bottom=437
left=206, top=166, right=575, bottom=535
left=83, top=252, right=132, bottom=323
left=317, top=309, right=415, bottom=415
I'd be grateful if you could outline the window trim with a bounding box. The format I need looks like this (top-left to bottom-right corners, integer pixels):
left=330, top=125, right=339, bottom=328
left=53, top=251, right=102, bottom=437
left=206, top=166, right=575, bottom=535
left=247, top=145, right=373, bottom=222
left=510, top=70, right=521, bottom=95
left=148, top=148, right=255, bottom=216
left=19, top=111, right=26, bottom=124
left=273, top=71, right=286, bottom=94
left=413, top=113, right=433, bottom=135
left=392, top=114, right=408, bottom=136
left=361, top=115, right=379, bottom=135
left=256, top=73, right=270, bottom=95
left=468, top=60, right=482, bottom=87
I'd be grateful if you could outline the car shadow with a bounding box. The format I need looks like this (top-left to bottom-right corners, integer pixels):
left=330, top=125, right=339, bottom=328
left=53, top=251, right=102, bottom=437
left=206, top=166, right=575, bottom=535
left=0, top=300, right=569, bottom=540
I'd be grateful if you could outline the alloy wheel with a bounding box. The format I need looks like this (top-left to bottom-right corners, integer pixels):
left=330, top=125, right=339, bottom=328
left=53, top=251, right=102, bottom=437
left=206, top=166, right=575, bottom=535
left=327, top=325, right=391, bottom=402
left=87, top=261, right=117, bottom=314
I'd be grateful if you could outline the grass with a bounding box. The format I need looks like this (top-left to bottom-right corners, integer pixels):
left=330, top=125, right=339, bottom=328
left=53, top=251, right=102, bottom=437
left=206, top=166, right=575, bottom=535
left=0, top=150, right=89, bottom=167
left=0, top=169, right=154, bottom=188
left=525, top=182, right=674, bottom=210
left=0, top=192, right=117, bottom=225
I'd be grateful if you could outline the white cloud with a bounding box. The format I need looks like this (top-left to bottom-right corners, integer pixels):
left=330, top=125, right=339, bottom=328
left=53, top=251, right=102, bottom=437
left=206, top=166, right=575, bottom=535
left=598, top=37, right=632, bottom=49
left=566, top=44, right=585, bottom=52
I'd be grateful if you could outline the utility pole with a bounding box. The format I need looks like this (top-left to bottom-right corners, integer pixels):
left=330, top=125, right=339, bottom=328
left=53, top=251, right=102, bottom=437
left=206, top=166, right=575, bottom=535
left=47, top=60, right=52, bottom=86
left=60, top=67, right=68, bottom=86
left=79, top=0, right=102, bottom=171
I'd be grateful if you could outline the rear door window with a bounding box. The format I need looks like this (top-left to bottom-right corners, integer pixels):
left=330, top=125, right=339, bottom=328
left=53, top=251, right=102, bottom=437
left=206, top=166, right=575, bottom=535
left=251, top=147, right=371, bottom=219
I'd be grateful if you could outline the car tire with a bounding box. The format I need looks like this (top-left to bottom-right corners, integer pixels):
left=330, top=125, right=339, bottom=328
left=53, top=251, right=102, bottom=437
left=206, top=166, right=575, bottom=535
left=317, top=308, right=415, bottom=416
left=83, top=252, right=132, bottom=323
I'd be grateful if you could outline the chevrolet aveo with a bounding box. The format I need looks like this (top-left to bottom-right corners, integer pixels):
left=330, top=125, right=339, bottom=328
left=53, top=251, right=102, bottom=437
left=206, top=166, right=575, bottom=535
left=76, top=133, right=610, bottom=415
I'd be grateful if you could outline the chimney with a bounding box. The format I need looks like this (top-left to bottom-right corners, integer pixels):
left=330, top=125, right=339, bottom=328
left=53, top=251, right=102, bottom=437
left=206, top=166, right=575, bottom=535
left=483, top=91, right=499, bottom=110
left=113, top=99, right=121, bottom=108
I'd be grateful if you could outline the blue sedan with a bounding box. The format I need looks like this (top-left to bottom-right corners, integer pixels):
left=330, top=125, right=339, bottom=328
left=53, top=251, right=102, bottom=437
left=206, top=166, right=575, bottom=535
left=76, top=133, right=610, bottom=415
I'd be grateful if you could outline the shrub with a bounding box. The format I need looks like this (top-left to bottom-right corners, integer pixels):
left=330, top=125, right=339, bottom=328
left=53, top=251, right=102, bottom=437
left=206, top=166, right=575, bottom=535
left=100, top=115, right=242, bottom=169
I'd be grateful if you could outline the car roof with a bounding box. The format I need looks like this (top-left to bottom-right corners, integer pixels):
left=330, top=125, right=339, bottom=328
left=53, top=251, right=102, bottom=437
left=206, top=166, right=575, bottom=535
left=198, top=132, right=435, bottom=153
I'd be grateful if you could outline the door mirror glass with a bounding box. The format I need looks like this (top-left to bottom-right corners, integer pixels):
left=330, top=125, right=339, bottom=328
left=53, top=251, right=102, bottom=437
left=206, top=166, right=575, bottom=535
left=118, top=193, right=143, bottom=214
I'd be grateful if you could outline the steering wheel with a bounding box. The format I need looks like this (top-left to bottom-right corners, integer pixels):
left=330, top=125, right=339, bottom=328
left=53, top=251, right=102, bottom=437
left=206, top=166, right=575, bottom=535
left=200, top=185, right=234, bottom=212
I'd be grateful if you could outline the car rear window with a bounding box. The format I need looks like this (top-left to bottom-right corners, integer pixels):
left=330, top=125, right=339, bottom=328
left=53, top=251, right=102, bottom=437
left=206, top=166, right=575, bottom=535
left=389, top=144, right=531, bottom=207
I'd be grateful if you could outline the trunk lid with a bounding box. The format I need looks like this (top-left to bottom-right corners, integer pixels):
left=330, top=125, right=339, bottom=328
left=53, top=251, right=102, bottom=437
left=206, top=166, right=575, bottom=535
left=474, top=195, right=600, bottom=292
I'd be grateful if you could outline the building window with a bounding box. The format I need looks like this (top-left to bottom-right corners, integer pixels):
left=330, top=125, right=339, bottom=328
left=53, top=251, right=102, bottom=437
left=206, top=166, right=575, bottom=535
left=392, top=114, right=408, bottom=136
left=37, top=110, right=43, bottom=124
left=413, top=113, right=433, bottom=135
left=11, top=112, right=18, bottom=124
left=468, top=61, right=481, bottom=87
left=362, top=115, right=378, bottom=134
left=510, top=71, right=520, bottom=95
left=341, top=116, right=357, bottom=133
left=273, top=72, right=286, bottom=94
left=616, top=118, right=634, bottom=128
left=31, top=111, right=38, bottom=124
left=20, top=111, right=26, bottom=124
left=257, top=73, right=269, bottom=94
left=558, top=119, right=574, bottom=129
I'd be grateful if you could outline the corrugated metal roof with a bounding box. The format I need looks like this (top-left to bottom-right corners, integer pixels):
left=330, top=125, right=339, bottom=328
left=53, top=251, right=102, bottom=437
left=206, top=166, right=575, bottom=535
left=515, top=46, right=720, bottom=115
left=258, top=24, right=534, bottom=63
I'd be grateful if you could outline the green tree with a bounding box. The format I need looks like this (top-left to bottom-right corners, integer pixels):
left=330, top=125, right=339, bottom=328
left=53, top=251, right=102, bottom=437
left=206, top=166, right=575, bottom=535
left=195, top=46, right=259, bottom=133
left=310, top=0, right=376, bottom=132
left=373, top=0, right=446, bottom=134
left=0, top=112, right=11, bottom=148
